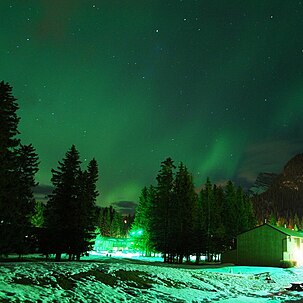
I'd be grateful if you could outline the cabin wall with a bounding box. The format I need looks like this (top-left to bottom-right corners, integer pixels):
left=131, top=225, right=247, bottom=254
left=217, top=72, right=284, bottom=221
left=237, top=225, right=286, bottom=266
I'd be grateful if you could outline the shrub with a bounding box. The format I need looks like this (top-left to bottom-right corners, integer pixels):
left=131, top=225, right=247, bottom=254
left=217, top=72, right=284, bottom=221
left=280, top=260, right=297, bottom=268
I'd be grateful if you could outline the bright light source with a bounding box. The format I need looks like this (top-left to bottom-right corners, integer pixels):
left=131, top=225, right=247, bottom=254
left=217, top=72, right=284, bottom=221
left=294, top=248, right=303, bottom=266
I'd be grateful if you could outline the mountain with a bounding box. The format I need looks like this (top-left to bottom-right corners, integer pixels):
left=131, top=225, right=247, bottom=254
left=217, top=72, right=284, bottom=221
left=248, top=172, right=278, bottom=196
left=253, top=154, right=303, bottom=224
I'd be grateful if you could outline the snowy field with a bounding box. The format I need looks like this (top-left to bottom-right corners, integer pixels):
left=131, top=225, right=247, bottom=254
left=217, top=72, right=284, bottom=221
left=1, top=254, right=303, bottom=302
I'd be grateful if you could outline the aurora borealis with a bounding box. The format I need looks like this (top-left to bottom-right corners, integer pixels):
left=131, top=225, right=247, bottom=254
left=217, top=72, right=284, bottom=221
left=2, top=1, right=303, bottom=212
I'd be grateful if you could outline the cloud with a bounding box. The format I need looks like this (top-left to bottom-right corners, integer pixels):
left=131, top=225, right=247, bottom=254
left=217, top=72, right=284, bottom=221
left=111, top=201, right=138, bottom=215
left=237, top=139, right=303, bottom=184
left=33, top=184, right=53, bottom=202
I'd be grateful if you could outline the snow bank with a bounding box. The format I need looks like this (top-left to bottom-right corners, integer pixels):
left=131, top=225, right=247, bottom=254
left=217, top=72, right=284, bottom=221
left=1, top=257, right=303, bottom=302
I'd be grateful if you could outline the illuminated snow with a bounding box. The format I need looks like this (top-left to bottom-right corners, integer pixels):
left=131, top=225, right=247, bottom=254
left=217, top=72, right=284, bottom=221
left=1, top=254, right=303, bottom=302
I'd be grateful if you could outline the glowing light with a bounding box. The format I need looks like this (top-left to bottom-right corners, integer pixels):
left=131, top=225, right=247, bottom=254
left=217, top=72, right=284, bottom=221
left=293, top=248, right=303, bottom=266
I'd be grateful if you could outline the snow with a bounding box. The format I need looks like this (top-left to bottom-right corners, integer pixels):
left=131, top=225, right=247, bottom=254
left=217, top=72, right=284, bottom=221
left=1, top=254, right=303, bottom=302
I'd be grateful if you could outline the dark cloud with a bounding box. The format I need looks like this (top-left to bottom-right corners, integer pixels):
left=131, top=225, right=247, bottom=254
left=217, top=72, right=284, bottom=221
left=111, top=201, right=138, bottom=215
left=33, top=184, right=53, bottom=202
left=237, top=139, right=303, bottom=184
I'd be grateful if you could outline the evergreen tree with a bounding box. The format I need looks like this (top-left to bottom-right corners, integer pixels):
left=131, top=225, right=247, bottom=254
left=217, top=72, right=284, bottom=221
left=45, top=145, right=98, bottom=261
left=268, top=212, right=277, bottom=226
left=131, top=186, right=155, bottom=256
left=99, top=207, right=111, bottom=237
left=151, top=157, right=175, bottom=262
left=45, top=145, right=81, bottom=260
left=14, top=144, right=39, bottom=225
left=111, top=211, right=123, bottom=237
left=243, top=193, right=256, bottom=230
left=0, top=82, right=39, bottom=255
left=0, top=81, right=20, bottom=226
left=211, top=185, right=225, bottom=257
left=294, top=213, right=301, bottom=230
left=72, top=158, right=99, bottom=258
left=222, top=181, right=255, bottom=250
left=222, top=181, right=238, bottom=248
left=233, top=187, right=255, bottom=236
left=173, top=163, right=197, bottom=263
left=31, top=201, right=45, bottom=228
left=98, top=206, right=124, bottom=238
left=199, top=178, right=217, bottom=260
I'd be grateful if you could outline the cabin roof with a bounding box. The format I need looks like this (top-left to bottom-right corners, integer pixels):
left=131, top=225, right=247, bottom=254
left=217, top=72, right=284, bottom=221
left=238, top=223, right=303, bottom=238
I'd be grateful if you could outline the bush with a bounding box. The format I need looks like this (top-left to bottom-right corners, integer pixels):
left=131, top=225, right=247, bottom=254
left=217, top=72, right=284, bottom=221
left=280, top=260, right=297, bottom=268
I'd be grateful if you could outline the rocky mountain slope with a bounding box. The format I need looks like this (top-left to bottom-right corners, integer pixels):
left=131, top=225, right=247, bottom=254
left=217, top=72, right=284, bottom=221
left=249, top=172, right=278, bottom=196
left=253, top=154, right=303, bottom=223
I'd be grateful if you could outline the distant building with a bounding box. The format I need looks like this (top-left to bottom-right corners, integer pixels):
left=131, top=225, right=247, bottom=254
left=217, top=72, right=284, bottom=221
left=222, top=223, right=303, bottom=267
left=94, top=235, right=133, bottom=253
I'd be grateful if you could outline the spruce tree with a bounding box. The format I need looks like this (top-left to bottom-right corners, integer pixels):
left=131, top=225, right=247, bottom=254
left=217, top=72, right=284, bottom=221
left=72, top=158, right=99, bottom=258
left=45, top=145, right=98, bottom=260
left=99, top=207, right=111, bottom=237
left=174, top=163, right=197, bottom=263
left=31, top=201, right=45, bottom=228
left=131, top=186, right=154, bottom=256
left=15, top=144, right=39, bottom=225
left=0, top=81, right=20, bottom=225
left=199, top=178, right=216, bottom=260
left=45, top=145, right=81, bottom=260
left=222, top=181, right=238, bottom=248
left=211, top=185, right=225, bottom=257
left=151, top=157, right=175, bottom=262
left=0, top=82, right=39, bottom=255
left=111, top=211, right=123, bottom=238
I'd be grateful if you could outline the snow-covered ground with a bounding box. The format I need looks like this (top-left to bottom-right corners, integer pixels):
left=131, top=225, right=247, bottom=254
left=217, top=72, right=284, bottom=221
left=1, top=254, right=303, bottom=302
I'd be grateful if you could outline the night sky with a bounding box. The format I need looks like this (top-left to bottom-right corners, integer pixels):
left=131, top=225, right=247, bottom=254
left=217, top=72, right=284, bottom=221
left=2, top=1, right=303, bottom=213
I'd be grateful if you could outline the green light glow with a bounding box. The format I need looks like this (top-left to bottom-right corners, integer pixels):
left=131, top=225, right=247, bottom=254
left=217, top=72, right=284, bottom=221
left=1, top=1, right=303, bottom=207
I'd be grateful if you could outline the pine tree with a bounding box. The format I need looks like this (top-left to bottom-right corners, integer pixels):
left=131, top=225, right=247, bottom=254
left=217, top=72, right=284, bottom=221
left=199, top=178, right=216, bottom=260
left=111, top=211, right=123, bottom=238
left=151, top=157, right=175, bottom=262
left=45, top=145, right=98, bottom=261
left=174, top=163, right=197, bottom=263
left=222, top=181, right=238, bottom=249
left=234, top=187, right=255, bottom=235
left=0, top=81, right=20, bottom=225
left=45, top=145, right=81, bottom=260
left=294, top=213, right=301, bottom=230
left=0, top=82, right=39, bottom=255
left=72, top=158, right=99, bottom=258
left=268, top=212, right=277, bottom=226
left=99, top=207, right=111, bottom=237
left=31, top=201, right=45, bottom=228
left=131, top=186, right=155, bottom=256
left=98, top=206, right=123, bottom=238
left=211, top=185, right=225, bottom=257
left=15, top=144, right=39, bottom=225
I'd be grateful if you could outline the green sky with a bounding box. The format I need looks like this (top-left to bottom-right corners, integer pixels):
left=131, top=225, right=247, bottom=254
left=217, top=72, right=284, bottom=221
left=1, top=0, right=303, bottom=212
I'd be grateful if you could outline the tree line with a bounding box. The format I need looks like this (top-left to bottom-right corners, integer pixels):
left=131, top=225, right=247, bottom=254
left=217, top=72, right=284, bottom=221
left=131, top=158, right=256, bottom=263
left=0, top=81, right=100, bottom=260
left=97, top=206, right=133, bottom=238
left=1, top=80, right=285, bottom=263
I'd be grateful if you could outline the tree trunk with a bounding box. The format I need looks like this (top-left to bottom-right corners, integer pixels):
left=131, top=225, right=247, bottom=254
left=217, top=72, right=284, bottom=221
left=195, top=253, right=200, bottom=264
left=55, top=253, right=61, bottom=261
